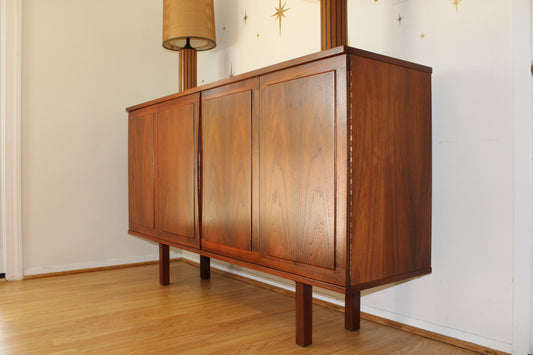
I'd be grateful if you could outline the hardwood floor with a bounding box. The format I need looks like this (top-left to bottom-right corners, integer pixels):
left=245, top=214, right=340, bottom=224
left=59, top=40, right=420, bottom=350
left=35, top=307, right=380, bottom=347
left=0, top=262, right=479, bottom=354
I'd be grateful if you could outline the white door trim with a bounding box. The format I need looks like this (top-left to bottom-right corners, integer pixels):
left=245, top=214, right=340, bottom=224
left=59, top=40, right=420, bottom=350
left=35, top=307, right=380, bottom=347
left=512, top=0, right=533, bottom=353
left=0, top=0, right=23, bottom=281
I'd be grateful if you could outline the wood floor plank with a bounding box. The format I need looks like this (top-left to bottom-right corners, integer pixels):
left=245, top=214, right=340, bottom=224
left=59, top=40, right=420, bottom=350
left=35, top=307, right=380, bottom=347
left=0, top=262, right=480, bottom=354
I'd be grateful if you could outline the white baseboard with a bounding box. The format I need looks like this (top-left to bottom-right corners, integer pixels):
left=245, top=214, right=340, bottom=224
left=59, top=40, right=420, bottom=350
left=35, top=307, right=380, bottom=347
left=22, top=251, right=511, bottom=353
left=180, top=251, right=511, bottom=354
left=23, top=251, right=182, bottom=277
left=360, top=305, right=511, bottom=354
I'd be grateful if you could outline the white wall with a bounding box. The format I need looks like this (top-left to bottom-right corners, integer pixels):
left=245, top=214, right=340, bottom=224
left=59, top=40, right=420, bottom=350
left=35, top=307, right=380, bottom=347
left=351, top=0, right=515, bottom=351
left=20, top=0, right=528, bottom=353
left=21, top=0, right=181, bottom=274
left=198, top=0, right=320, bottom=83
left=512, top=2, right=533, bottom=354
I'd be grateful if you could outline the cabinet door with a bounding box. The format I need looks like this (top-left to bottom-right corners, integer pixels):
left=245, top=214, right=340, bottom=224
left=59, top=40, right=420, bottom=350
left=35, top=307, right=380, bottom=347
left=155, top=94, right=199, bottom=247
left=259, top=57, right=347, bottom=279
left=201, top=81, right=258, bottom=255
left=129, top=109, right=155, bottom=232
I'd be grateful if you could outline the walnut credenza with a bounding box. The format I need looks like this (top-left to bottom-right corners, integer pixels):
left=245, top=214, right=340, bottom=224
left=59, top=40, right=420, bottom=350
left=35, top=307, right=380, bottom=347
left=126, top=46, right=432, bottom=346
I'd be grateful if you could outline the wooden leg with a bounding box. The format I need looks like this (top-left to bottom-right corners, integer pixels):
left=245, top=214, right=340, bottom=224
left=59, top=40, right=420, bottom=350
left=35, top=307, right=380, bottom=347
left=200, top=255, right=210, bottom=280
left=345, top=289, right=361, bottom=331
left=159, top=244, right=170, bottom=286
left=295, top=282, right=312, bottom=346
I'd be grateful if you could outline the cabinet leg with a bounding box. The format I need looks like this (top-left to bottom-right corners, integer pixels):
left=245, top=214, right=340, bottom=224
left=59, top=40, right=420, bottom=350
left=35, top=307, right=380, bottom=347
left=295, top=282, right=312, bottom=346
left=345, top=289, right=361, bottom=331
left=200, top=255, right=211, bottom=280
left=159, top=244, right=170, bottom=286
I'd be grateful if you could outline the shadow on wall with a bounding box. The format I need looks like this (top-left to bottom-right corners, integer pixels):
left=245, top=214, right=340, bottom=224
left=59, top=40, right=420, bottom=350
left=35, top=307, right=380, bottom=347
left=214, top=0, right=241, bottom=79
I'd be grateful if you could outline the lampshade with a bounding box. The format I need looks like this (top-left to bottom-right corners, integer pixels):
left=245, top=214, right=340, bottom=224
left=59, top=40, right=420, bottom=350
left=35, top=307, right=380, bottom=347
left=162, top=0, right=216, bottom=51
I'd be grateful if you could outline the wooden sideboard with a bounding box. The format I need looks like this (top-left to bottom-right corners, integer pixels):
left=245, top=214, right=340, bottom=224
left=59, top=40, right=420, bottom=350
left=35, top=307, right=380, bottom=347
left=126, top=46, right=432, bottom=346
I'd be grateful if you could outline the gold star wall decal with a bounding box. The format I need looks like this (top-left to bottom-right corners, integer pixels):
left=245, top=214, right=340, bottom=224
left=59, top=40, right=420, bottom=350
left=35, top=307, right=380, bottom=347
left=228, top=64, right=235, bottom=78
left=420, top=33, right=425, bottom=39
left=272, top=0, right=289, bottom=36
left=243, top=10, right=248, bottom=25
left=452, top=0, right=461, bottom=12
left=397, top=13, right=402, bottom=24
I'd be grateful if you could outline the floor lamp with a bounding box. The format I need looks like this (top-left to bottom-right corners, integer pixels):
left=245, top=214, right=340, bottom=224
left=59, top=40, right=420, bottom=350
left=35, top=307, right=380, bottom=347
left=162, top=0, right=216, bottom=92
left=159, top=0, right=216, bottom=285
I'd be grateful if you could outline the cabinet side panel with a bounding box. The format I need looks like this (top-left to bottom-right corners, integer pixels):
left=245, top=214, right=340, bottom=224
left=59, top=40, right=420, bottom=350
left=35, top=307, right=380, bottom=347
left=128, top=111, right=155, bottom=230
left=260, top=72, right=336, bottom=270
left=155, top=103, right=196, bottom=239
left=201, top=91, right=252, bottom=252
left=351, top=56, right=432, bottom=285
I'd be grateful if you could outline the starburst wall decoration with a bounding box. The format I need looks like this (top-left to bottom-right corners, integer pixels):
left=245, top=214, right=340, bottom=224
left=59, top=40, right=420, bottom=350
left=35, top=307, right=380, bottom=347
left=272, top=0, right=290, bottom=36
left=215, top=0, right=447, bottom=46
left=452, top=0, right=461, bottom=12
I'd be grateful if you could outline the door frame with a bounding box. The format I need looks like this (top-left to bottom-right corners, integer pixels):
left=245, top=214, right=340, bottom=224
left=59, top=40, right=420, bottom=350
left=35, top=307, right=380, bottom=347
left=512, top=0, right=533, bottom=353
left=0, top=0, right=23, bottom=281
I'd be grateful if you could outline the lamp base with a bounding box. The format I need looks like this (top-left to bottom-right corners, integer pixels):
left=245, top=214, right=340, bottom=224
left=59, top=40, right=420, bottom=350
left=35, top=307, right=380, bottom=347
left=179, top=47, right=197, bottom=92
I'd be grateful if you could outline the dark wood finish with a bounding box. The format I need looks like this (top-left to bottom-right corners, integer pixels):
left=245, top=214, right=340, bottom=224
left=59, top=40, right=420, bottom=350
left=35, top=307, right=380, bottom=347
left=350, top=55, right=432, bottom=286
left=255, top=56, right=348, bottom=287
left=201, top=88, right=253, bottom=253
left=295, top=282, right=312, bottom=347
left=127, top=47, right=432, bottom=347
left=179, top=47, right=197, bottom=92
left=350, top=268, right=433, bottom=291
left=345, top=290, right=360, bottom=331
left=154, top=95, right=199, bottom=247
left=321, top=0, right=347, bottom=51
left=128, top=108, right=155, bottom=230
left=159, top=244, right=170, bottom=286
left=200, top=255, right=210, bottom=280
left=259, top=69, right=336, bottom=270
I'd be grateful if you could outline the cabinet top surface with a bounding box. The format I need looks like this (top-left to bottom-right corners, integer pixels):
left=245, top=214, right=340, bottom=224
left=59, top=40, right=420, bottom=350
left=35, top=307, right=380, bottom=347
left=126, top=45, right=432, bottom=113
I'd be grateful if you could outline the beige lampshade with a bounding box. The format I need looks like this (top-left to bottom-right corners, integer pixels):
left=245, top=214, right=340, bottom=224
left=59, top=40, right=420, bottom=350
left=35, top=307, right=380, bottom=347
left=163, top=0, right=216, bottom=51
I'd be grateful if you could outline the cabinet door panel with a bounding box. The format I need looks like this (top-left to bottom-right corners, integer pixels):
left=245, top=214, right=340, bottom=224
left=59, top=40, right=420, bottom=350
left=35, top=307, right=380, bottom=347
left=155, top=100, right=197, bottom=241
left=202, top=90, right=252, bottom=252
left=260, top=71, right=336, bottom=270
left=129, top=110, right=155, bottom=230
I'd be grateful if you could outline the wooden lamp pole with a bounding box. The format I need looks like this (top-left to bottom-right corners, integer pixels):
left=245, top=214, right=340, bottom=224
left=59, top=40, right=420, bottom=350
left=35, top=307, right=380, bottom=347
left=321, top=0, right=348, bottom=50
left=177, top=42, right=211, bottom=280
left=178, top=40, right=197, bottom=91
